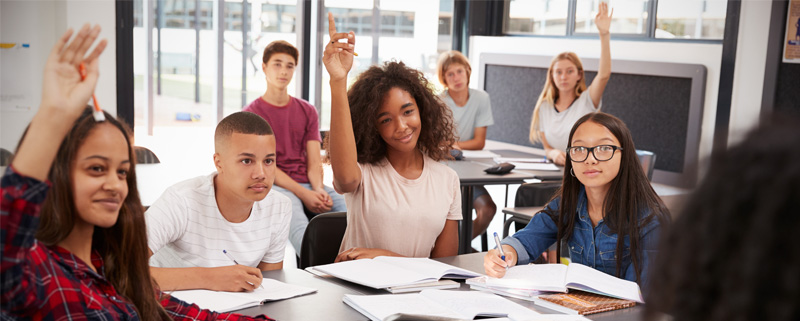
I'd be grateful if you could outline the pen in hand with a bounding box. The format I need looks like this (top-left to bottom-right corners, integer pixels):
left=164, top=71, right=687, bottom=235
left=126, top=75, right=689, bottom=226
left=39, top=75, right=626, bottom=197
left=223, top=250, right=263, bottom=289
left=493, top=232, right=509, bottom=270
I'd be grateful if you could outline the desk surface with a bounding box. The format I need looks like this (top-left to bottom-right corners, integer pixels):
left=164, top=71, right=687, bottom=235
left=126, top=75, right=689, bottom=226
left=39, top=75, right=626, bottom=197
left=232, top=268, right=369, bottom=320
left=445, top=160, right=536, bottom=185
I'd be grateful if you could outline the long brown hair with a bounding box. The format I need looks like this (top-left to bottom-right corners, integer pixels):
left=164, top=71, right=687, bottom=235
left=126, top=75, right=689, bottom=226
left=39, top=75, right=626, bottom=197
left=548, top=112, right=669, bottom=282
left=324, top=61, right=456, bottom=164
left=529, top=52, right=586, bottom=143
left=35, top=107, right=170, bottom=320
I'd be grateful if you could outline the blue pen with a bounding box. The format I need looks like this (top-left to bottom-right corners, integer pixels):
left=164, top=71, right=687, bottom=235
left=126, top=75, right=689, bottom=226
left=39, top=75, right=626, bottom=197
left=223, top=250, right=263, bottom=289
left=493, top=232, right=508, bottom=270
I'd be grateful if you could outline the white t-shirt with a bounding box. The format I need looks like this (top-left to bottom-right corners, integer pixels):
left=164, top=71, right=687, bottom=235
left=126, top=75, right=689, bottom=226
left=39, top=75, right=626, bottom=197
left=339, top=156, right=462, bottom=258
left=146, top=173, right=292, bottom=268
left=441, top=88, right=494, bottom=141
left=537, top=91, right=601, bottom=151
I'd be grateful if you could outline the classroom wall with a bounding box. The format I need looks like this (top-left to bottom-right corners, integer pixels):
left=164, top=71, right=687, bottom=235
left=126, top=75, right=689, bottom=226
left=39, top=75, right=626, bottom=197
left=0, top=0, right=116, bottom=152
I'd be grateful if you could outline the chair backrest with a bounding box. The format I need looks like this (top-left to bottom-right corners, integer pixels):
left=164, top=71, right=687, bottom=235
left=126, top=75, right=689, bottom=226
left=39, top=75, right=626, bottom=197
left=134, top=146, right=160, bottom=164
left=636, top=150, right=657, bottom=181
left=0, top=148, right=12, bottom=167
left=299, top=211, right=347, bottom=269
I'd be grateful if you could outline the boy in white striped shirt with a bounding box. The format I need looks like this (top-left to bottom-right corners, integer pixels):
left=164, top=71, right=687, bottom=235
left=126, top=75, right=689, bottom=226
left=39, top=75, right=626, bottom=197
left=145, top=112, right=292, bottom=292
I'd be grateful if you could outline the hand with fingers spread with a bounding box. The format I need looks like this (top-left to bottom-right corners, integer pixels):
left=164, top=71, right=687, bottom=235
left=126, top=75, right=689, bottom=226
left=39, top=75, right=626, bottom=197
left=42, top=24, right=108, bottom=120
left=334, top=247, right=401, bottom=262
left=595, top=2, right=613, bottom=36
left=204, top=265, right=264, bottom=292
left=12, top=23, right=108, bottom=181
left=322, top=12, right=356, bottom=81
left=484, top=245, right=518, bottom=278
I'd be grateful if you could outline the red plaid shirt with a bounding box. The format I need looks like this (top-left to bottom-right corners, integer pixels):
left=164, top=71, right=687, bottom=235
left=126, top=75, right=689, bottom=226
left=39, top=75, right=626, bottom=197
left=1, top=167, right=273, bottom=320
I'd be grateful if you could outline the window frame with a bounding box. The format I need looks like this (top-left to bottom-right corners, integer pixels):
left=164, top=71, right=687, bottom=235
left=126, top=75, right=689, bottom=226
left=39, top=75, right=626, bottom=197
left=502, top=0, right=726, bottom=43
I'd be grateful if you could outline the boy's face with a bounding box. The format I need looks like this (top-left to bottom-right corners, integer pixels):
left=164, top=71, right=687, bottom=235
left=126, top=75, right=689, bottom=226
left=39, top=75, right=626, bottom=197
left=214, top=132, right=277, bottom=203
left=262, top=53, right=296, bottom=90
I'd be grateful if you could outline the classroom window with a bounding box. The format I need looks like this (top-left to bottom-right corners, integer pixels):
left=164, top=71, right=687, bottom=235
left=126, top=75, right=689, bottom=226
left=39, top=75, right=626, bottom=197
left=261, top=3, right=296, bottom=33
left=574, top=0, right=648, bottom=35
left=656, top=0, right=727, bottom=39
left=505, top=0, right=568, bottom=35
left=504, top=0, right=726, bottom=41
left=317, top=0, right=453, bottom=129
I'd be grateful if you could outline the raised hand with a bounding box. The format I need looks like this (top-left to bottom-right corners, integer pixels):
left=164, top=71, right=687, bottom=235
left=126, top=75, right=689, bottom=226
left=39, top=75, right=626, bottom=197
left=594, top=2, right=613, bottom=36
left=322, top=12, right=355, bottom=81
left=12, top=24, right=107, bottom=181
left=41, top=24, right=107, bottom=119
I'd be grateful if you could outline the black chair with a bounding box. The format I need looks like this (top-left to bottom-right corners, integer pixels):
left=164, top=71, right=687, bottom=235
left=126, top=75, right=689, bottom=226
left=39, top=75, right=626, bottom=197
left=636, top=150, right=657, bottom=181
left=0, top=148, right=12, bottom=167
left=299, top=211, right=347, bottom=269
left=134, top=146, right=160, bottom=164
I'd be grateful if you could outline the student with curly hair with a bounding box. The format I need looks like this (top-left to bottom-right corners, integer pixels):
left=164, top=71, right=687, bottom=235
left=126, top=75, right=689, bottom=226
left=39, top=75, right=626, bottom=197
left=646, top=118, right=800, bottom=321
left=485, top=113, right=669, bottom=289
left=322, top=13, right=461, bottom=261
left=0, top=24, right=269, bottom=320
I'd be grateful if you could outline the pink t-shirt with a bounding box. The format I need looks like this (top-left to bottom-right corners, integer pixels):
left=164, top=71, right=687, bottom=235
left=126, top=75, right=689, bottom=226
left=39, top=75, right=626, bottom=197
left=244, top=96, right=321, bottom=183
left=339, top=156, right=462, bottom=258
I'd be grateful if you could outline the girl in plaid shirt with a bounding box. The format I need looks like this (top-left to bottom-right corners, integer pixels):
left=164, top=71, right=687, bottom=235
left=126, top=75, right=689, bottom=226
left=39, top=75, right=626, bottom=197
left=0, top=24, right=271, bottom=320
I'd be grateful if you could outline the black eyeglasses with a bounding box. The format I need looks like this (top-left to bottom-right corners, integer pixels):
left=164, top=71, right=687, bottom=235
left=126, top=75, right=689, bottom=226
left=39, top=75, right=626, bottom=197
left=567, top=145, right=623, bottom=162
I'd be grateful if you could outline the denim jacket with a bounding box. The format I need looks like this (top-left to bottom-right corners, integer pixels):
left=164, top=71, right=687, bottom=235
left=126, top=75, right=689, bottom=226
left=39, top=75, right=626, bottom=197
left=501, top=186, right=661, bottom=288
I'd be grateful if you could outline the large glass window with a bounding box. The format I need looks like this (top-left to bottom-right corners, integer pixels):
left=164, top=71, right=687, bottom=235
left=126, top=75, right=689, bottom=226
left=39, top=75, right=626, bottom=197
left=505, top=0, right=568, bottom=35
left=504, top=0, right=726, bottom=39
left=318, top=0, right=454, bottom=129
left=133, top=0, right=299, bottom=166
left=575, top=0, right=648, bottom=35
left=656, top=0, right=727, bottom=39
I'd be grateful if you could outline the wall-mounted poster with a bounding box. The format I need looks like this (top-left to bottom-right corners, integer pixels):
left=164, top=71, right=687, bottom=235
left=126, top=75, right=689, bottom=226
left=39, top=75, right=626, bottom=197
left=784, top=0, right=800, bottom=62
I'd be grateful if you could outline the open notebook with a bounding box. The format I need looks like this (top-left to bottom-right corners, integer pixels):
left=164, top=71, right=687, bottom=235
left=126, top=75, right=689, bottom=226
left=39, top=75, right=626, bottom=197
left=343, top=289, right=541, bottom=321
left=312, top=256, right=480, bottom=289
left=169, top=278, right=316, bottom=312
left=482, top=263, right=643, bottom=303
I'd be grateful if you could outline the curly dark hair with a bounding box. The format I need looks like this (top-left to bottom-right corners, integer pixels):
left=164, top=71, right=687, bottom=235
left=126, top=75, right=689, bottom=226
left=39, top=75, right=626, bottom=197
left=324, top=61, right=456, bottom=164
left=645, top=115, right=800, bottom=321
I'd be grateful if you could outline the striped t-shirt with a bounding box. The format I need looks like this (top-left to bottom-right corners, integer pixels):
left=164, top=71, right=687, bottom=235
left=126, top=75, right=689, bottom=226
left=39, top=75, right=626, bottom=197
left=146, top=172, right=292, bottom=268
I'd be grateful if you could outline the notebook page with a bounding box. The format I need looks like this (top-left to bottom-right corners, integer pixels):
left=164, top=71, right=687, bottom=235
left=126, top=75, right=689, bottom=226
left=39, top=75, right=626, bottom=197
left=223, top=279, right=316, bottom=302
left=314, top=259, right=433, bottom=288
left=343, top=293, right=460, bottom=321
left=564, top=263, right=644, bottom=303
left=169, top=289, right=252, bottom=312
left=486, top=264, right=568, bottom=292
left=420, top=289, right=540, bottom=321
left=375, top=257, right=481, bottom=279
left=169, top=278, right=317, bottom=312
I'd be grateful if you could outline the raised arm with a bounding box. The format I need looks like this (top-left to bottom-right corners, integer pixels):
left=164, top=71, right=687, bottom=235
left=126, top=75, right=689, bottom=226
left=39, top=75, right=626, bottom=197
left=588, top=2, right=612, bottom=108
left=323, top=13, right=361, bottom=193
left=12, top=25, right=107, bottom=180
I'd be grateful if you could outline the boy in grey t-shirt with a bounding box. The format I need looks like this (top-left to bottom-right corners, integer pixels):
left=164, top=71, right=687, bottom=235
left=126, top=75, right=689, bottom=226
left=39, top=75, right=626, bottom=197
left=438, top=50, right=497, bottom=243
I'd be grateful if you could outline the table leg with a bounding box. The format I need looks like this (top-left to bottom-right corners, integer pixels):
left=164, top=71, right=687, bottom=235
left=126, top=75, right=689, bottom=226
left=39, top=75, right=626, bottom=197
left=459, top=185, right=474, bottom=254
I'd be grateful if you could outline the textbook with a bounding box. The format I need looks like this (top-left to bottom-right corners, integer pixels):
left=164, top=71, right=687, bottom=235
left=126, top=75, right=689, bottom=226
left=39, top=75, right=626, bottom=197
left=483, top=263, right=644, bottom=303
left=312, top=256, right=481, bottom=289
left=534, top=290, right=637, bottom=315
left=343, top=289, right=541, bottom=321
left=168, top=278, right=317, bottom=312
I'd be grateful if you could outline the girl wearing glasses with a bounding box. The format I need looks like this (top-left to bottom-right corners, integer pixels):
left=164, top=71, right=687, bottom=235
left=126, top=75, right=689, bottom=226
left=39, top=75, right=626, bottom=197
left=528, top=2, right=612, bottom=166
left=484, top=112, right=670, bottom=288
